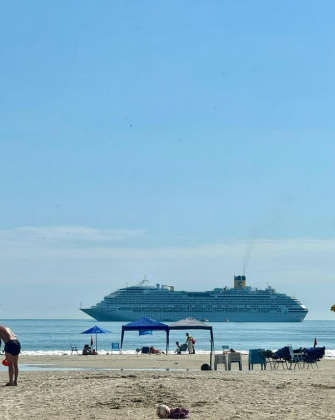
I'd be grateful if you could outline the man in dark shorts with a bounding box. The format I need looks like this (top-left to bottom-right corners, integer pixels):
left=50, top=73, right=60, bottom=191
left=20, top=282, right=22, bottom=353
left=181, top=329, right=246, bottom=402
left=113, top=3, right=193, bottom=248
left=0, top=324, right=21, bottom=386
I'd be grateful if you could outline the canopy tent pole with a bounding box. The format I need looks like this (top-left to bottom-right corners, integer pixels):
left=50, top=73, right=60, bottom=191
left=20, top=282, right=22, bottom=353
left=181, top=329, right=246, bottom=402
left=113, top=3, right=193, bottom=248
left=120, top=329, right=125, bottom=350
left=166, top=330, right=170, bottom=355
left=209, top=328, right=214, bottom=370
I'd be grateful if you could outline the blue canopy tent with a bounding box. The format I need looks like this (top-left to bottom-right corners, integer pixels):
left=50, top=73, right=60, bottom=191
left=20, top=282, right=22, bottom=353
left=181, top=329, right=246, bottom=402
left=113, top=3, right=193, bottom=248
left=81, top=325, right=112, bottom=351
left=121, top=317, right=169, bottom=353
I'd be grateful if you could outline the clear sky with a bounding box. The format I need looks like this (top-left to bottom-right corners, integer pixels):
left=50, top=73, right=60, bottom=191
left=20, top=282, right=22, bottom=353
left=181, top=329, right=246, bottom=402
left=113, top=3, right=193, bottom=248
left=0, top=1, right=334, bottom=319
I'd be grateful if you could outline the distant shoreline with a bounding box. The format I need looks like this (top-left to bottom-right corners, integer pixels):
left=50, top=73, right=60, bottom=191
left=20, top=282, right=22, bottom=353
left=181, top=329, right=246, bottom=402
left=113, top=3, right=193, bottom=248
left=1, top=353, right=334, bottom=371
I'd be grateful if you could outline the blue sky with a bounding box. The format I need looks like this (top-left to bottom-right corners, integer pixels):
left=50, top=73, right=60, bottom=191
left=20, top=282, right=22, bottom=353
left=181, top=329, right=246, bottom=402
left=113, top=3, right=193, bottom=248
left=0, top=1, right=334, bottom=319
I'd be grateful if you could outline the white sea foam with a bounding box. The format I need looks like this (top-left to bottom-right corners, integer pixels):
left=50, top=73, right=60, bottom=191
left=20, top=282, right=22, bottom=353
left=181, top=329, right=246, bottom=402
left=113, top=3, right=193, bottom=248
left=19, top=350, right=137, bottom=356
left=325, top=349, right=335, bottom=359
left=17, top=348, right=335, bottom=358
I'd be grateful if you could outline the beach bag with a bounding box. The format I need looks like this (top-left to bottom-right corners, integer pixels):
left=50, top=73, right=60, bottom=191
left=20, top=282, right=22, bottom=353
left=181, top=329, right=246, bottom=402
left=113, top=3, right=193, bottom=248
left=192, top=339, right=196, bottom=345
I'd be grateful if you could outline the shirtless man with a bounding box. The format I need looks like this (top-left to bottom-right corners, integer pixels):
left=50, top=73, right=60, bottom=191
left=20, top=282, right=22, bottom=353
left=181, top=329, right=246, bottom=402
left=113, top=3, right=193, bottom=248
left=0, top=325, right=21, bottom=386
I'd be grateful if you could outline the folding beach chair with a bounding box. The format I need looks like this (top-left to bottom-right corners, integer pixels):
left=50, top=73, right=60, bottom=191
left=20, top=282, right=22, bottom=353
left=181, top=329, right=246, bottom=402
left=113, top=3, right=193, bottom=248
left=263, top=347, right=289, bottom=370
left=302, top=347, right=325, bottom=369
left=261, top=350, right=275, bottom=370
left=180, top=343, right=188, bottom=353
left=303, top=353, right=318, bottom=369
left=70, top=343, right=79, bottom=355
left=272, top=347, right=290, bottom=370
left=111, top=342, right=120, bottom=354
left=287, top=345, right=304, bottom=369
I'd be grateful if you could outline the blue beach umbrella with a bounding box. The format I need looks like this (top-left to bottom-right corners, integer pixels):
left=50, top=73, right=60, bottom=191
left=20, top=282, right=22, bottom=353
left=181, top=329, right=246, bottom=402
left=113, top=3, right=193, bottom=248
left=81, top=325, right=111, bottom=351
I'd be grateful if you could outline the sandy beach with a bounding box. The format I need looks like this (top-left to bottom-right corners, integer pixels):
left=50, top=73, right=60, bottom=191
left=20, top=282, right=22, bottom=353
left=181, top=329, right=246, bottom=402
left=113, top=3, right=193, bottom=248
left=1, top=354, right=335, bottom=419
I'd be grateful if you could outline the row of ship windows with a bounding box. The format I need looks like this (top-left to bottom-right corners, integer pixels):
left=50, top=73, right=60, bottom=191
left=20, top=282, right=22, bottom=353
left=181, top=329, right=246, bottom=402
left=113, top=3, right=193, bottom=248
left=125, top=307, right=283, bottom=312
left=113, top=311, right=300, bottom=317
left=117, top=291, right=287, bottom=297
left=109, top=299, right=293, bottom=303
left=107, top=305, right=296, bottom=309
left=111, top=294, right=290, bottom=297
left=102, top=303, right=298, bottom=307
left=109, top=297, right=290, bottom=300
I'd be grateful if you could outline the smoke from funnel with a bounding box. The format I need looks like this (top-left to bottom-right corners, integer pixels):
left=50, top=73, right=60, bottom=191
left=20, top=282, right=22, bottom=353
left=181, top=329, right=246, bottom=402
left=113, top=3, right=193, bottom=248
left=242, top=227, right=260, bottom=275
left=242, top=241, right=253, bottom=275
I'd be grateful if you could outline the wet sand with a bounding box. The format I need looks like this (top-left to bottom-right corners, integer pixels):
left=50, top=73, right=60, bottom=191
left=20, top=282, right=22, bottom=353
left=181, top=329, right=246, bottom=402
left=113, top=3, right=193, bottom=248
left=1, top=354, right=335, bottom=419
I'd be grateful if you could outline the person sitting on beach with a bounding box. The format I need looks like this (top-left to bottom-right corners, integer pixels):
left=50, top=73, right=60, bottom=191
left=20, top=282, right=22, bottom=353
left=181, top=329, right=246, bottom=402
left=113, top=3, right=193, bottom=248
left=150, top=346, right=165, bottom=355
left=91, top=349, right=98, bottom=355
left=0, top=324, right=21, bottom=386
left=82, top=344, right=92, bottom=355
left=174, top=341, right=181, bottom=354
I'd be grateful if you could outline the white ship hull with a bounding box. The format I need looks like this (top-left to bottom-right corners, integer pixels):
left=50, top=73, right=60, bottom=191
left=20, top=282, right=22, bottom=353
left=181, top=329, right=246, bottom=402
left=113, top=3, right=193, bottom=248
left=81, top=307, right=307, bottom=322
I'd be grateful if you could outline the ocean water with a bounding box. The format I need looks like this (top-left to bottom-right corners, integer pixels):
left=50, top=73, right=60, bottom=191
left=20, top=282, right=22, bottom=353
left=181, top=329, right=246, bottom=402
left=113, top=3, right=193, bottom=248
left=1, top=319, right=334, bottom=358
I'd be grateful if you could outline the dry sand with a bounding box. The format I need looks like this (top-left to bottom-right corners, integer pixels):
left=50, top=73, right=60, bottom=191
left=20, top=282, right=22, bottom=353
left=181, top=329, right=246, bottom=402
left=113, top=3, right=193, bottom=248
left=1, top=354, right=335, bottom=419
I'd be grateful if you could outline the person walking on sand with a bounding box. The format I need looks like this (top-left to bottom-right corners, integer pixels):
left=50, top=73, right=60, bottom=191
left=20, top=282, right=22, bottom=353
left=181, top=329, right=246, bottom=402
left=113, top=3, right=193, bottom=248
left=0, top=324, right=21, bottom=386
left=185, top=333, right=194, bottom=354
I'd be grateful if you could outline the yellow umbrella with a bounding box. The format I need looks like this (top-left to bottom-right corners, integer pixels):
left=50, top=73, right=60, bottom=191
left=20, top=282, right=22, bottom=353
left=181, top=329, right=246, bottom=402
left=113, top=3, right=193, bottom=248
left=331, top=305, right=335, bottom=312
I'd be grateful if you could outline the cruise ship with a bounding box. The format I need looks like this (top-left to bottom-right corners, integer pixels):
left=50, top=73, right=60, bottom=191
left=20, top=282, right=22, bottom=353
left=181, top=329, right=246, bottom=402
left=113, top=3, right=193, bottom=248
left=80, top=275, right=308, bottom=322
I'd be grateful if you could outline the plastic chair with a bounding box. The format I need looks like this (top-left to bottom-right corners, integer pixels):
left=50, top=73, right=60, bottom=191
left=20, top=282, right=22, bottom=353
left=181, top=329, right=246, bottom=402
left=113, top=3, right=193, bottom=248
left=228, top=352, right=242, bottom=371
left=214, top=354, right=228, bottom=370
left=248, top=349, right=266, bottom=370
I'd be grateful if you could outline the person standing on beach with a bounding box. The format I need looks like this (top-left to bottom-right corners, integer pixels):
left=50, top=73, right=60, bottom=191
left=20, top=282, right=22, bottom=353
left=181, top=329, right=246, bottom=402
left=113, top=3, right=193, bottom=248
left=0, top=324, right=21, bottom=386
left=185, top=333, right=194, bottom=354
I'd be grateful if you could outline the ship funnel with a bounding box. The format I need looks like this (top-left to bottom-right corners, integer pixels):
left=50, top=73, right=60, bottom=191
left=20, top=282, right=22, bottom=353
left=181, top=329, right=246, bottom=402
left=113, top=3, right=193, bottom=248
left=234, top=275, right=246, bottom=289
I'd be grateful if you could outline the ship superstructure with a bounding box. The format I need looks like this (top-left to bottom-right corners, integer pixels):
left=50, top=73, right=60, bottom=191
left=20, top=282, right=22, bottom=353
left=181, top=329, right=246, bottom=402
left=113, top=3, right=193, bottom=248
left=80, top=275, right=308, bottom=322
